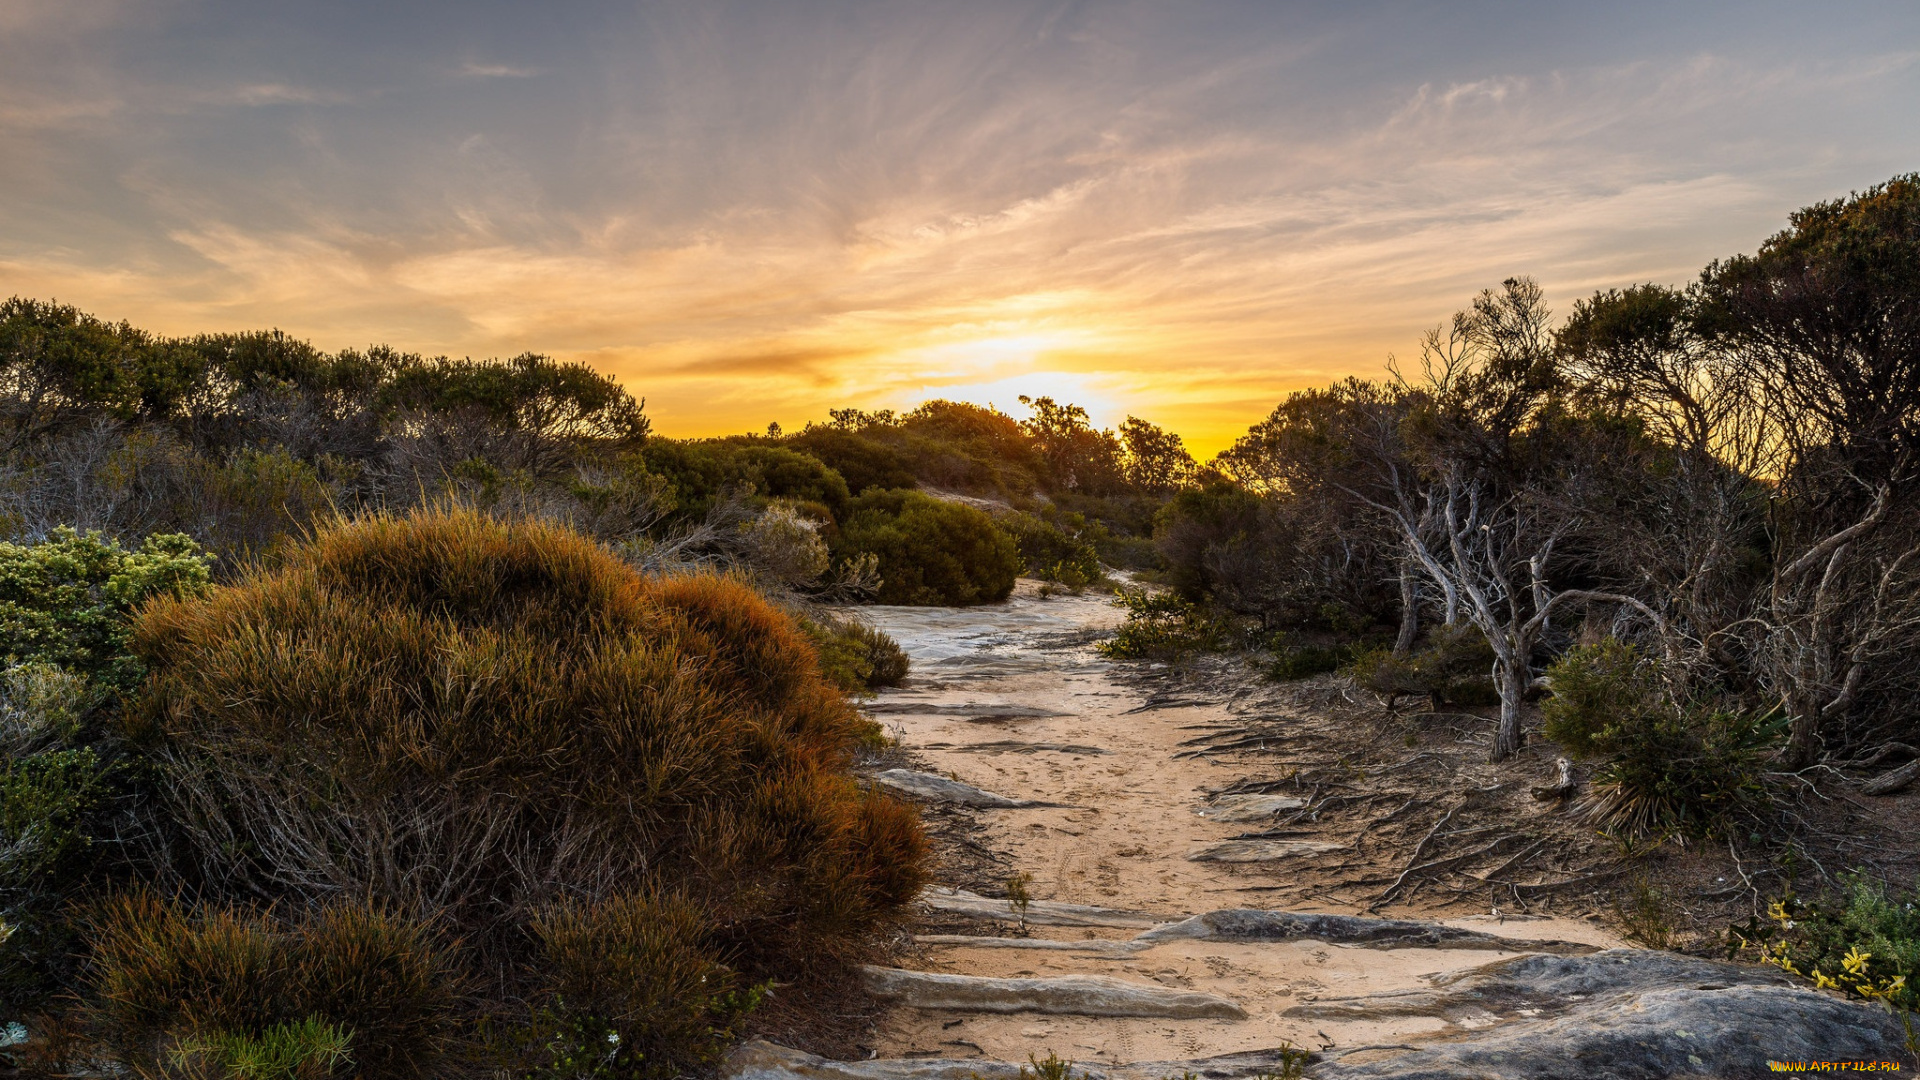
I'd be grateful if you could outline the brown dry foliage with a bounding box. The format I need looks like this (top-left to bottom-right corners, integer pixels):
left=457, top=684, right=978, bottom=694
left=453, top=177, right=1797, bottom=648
left=115, top=507, right=925, bottom=1063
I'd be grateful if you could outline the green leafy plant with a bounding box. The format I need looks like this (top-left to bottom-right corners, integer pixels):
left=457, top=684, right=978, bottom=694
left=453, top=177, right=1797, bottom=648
left=1543, top=640, right=1782, bottom=840
left=1348, top=624, right=1497, bottom=708
left=0, top=529, right=212, bottom=691
left=1097, top=587, right=1224, bottom=660
left=833, top=490, right=1020, bottom=606
left=1732, top=875, right=1920, bottom=1014
left=1540, top=638, right=1663, bottom=757
left=801, top=615, right=910, bottom=694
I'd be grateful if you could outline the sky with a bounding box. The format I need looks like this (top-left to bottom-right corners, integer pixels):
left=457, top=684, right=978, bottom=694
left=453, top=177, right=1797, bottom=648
left=3, top=1, right=1917, bottom=456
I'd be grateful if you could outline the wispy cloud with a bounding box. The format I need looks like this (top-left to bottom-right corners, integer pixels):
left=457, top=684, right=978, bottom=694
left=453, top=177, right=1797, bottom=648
left=0, top=2, right=1916, bottom=452
left=458, top=62, right=540, bottom=79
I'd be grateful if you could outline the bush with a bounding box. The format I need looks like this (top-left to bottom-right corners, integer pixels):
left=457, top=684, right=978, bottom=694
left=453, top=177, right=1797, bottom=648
left=0, top=529, right=212, bottom=692
left=1580, top=705, right=1782, bottom=840
left=1541, top=639, right=1783, bottom=840
left=1266, top=633, right=1355, bottom=681
left=530, top=891, right=765, bottom=1080
left=1734, top=874, right=1920, bottom=1016
left=803, top=615, right=910, bottom=693
left=87, top=894, right=462, bottom=1080
left=126, top=509, right=927, bottom=1065
left=1000, top=512, right=1103, bottom=593
left=783, top=428, right=916, bottom=497
left=1540, top=638, right=1664, bottom=758
left=0, top=532, right=213, bottom=1009
left=1348, top=624, right=1497, bottom=708
left=1097, top=588, right=1224, bottom=660
left=833, top=490, right=1019, bottom=606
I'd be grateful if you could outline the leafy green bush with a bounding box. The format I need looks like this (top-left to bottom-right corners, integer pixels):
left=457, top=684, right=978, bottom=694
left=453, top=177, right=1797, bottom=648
left=784, top=427, right=918, bottom=496
left=88, top=894, right=461, bottom=1080
left=0, top=529, right=212, bottom=692
left=1001, top=513, right=1099, bottom=580
left=1733, top=874, right=1920, bottom=1016
left=833, top=490, right=1019, bottom=606
left=1097, top=588, right=1224, bottom=660
left=803, top=616, right=910, bottom=694
left=1540, top=639, right=1664, bottom=758
left=0, top=531, right=213, bottom=1009
left=1541, top=639, right=1783, bottom=840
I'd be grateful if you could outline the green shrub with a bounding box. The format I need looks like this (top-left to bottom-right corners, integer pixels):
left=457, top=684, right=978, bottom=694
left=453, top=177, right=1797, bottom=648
left=1541, top=639, right=1783, bottom=840
left=1733, top=874, right=1920, bottom=1015
left=1540, top=639, right=1664, bottom=758
left=803, top=616, right=910, bottom=694
left=784, top=428, right=917, bottom=496
left=1266, top=634, right=1353, bottom=681
left=88, top=894, right=462, bottom=1080
left=0, top=529, right=212, bottom=692
left=1348, top=624, right=1497, bottom=707
left=129, top=508, right=927, bottom=1054
left=530, top=891, right=765, bottom=1080
left=1582, top=705, right=1782, bottom=840
left=1097, top=588, right=1223, bottom=660
left=1001, top=513, right=1102, bottom=584
left=833, top=490, right=1019, bottom=606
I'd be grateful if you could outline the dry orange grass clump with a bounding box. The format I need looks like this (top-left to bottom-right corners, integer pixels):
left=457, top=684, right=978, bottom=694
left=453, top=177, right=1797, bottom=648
left=113, top=507, right=924, bottom=1074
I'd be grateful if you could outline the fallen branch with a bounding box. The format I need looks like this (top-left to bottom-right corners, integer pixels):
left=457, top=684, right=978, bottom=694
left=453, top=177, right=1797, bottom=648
left=1862, top=758, right=1920, bottom=797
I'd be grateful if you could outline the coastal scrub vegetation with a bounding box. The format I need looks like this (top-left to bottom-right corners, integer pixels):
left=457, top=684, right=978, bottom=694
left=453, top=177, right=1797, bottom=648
left=4, top=172, right=1920, bottom=1062
left=3, top=509, right=927, bottom=1075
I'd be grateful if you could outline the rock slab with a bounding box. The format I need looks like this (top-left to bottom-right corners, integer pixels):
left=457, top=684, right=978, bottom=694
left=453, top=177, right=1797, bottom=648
left=861, top=966, right=1247, bottom=1018
left=870, top=769, right=1050, bottom=808
left=1309, top=950, right=1914, bottom=1079
left=1138, top=909, right=1596, bottom=955
left=918, top=887, right=1165, bottom=928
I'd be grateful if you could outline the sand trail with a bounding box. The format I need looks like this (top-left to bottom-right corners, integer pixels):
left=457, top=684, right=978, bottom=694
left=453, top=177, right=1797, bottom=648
left=849, top=582, right=1619, bottom=1069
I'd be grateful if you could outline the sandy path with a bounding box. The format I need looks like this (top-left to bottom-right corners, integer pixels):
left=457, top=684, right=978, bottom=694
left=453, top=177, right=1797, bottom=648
left=852, top=582, right=1619, bottom=1068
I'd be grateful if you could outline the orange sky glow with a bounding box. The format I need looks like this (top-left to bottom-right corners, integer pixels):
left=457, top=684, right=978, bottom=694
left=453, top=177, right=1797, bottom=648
left=4, top=2, right=1918, bottom=458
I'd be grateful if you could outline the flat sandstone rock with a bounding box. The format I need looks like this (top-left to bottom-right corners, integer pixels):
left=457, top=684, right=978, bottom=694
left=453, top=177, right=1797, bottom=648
left=859, top=966, right=1246, bottom=1019
left=1186, top=838, right=1347, bottom=862
left=1308, top=949, right=1912, bottom=1078
left=869, top=769, right=1051, bottom=808
left=1137, top=909, right=1595, bottom=955
left=1195, top=793, right=1308, bottom=821
left=918, top=886, right=1164, bottom=928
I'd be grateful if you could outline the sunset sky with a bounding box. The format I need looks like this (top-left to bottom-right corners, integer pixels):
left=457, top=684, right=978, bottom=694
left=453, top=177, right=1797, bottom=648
left=4, top=1, right=1917, bottom=456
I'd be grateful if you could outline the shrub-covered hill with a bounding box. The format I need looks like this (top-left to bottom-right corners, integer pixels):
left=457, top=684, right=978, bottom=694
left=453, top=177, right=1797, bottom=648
left=3, top=508, right=928, bottom=1077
